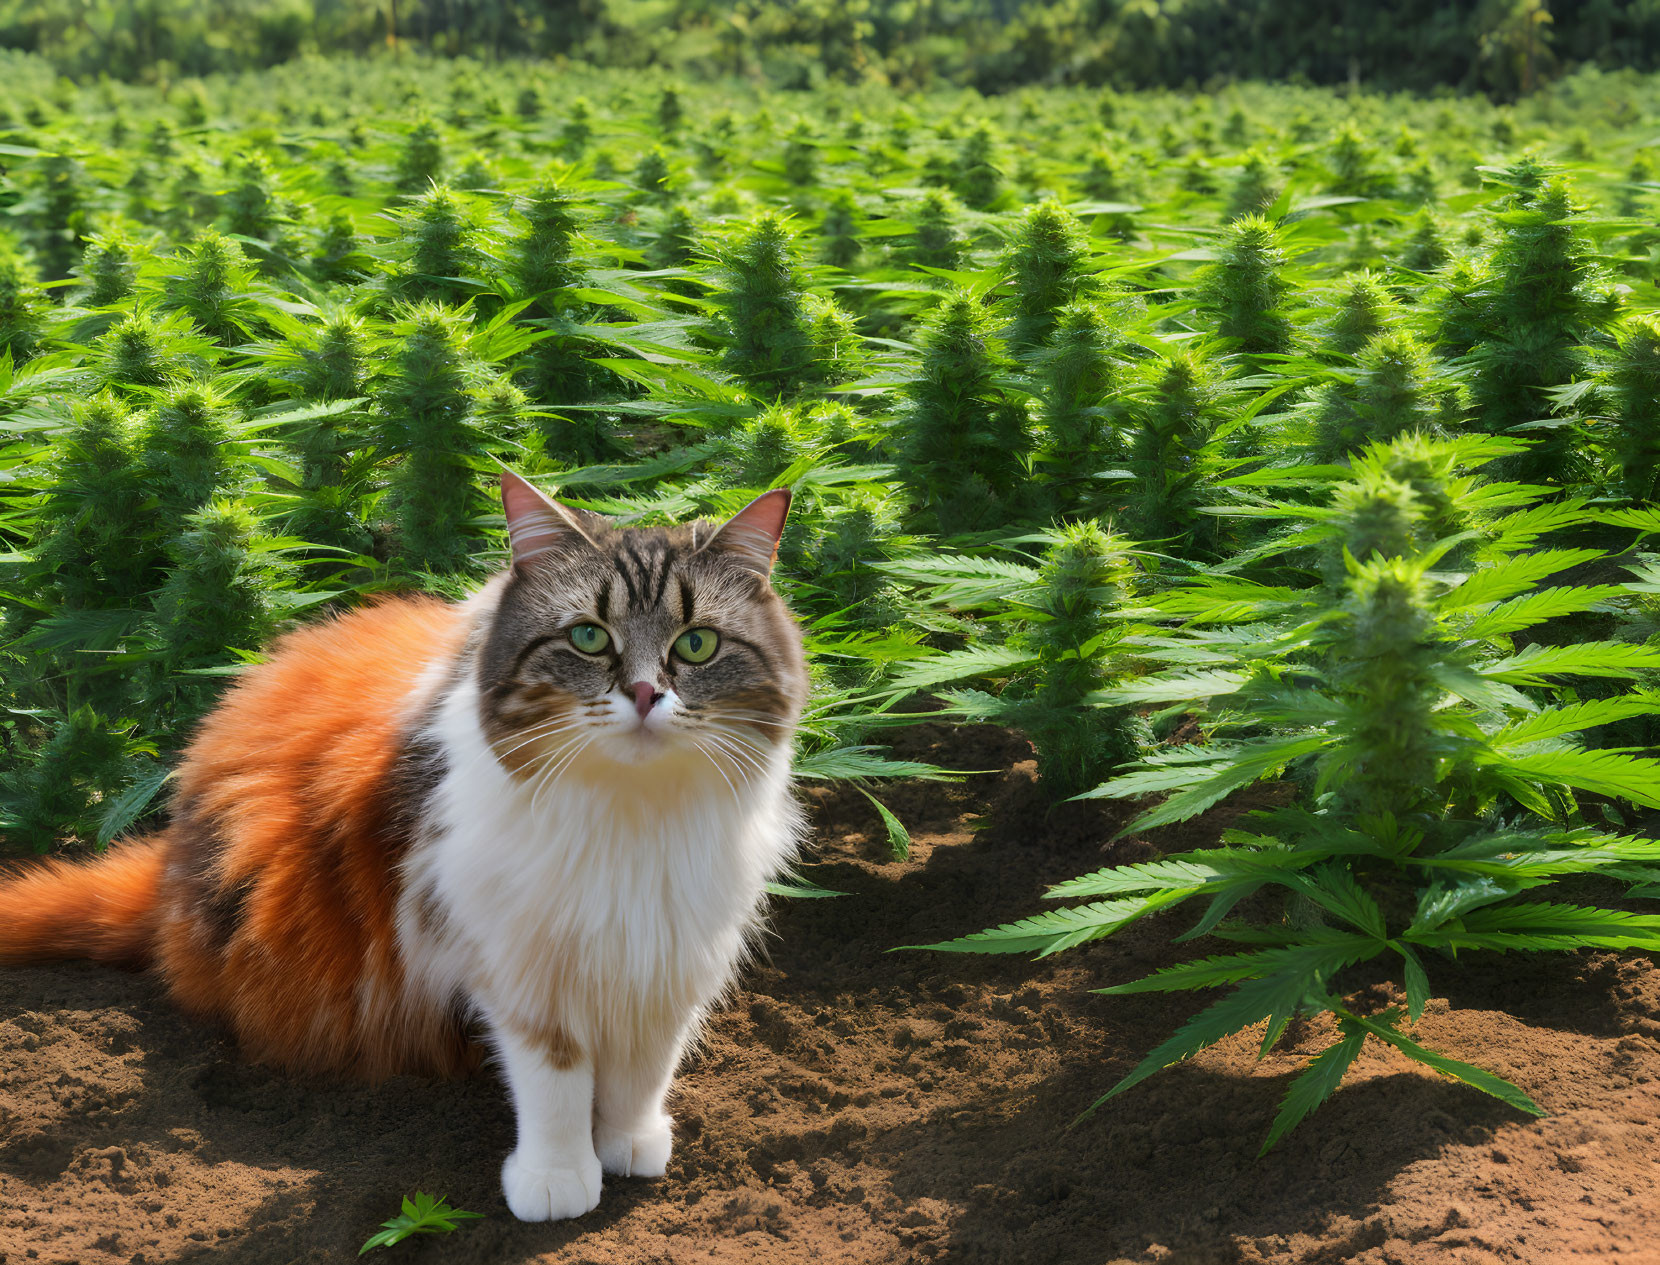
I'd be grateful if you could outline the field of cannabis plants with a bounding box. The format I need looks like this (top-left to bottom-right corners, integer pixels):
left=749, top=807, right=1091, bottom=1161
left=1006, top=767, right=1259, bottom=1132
left=6, top=52, right=1660, bottom=1256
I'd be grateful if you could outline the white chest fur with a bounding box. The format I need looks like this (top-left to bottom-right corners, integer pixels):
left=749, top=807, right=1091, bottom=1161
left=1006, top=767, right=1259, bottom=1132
left=395, top=674, right=801, bottom=1060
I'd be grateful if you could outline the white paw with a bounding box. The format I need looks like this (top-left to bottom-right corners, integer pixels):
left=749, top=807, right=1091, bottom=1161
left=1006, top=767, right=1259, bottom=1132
left=594, top=1114, right=673, bottom=1178
left=500, top=1147, right=603, bottom=1221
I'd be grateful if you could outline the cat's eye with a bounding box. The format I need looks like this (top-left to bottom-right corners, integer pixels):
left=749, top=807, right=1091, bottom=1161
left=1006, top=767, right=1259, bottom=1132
left=673, top=628, right=719, bottom=664
left=569, top=623, right=610, bottom=654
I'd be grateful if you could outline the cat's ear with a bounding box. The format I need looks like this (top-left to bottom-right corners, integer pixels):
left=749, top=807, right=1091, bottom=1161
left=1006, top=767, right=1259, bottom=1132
left=702, top=488, right=791, bottom=576
left=500, top=470, right=604, bottom=572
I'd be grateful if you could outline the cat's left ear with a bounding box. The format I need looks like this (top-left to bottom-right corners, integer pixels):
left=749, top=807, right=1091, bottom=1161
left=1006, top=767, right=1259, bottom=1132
left=501, top=470, right=606, bottom=572
left=703, top=488, right=791, bottom=577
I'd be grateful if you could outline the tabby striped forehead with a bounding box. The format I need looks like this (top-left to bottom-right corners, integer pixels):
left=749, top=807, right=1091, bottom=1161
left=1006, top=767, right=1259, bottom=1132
left=601, top=525, right=703, bottom=623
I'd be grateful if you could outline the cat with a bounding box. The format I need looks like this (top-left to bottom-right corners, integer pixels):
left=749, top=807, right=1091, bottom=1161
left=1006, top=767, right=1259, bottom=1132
left=0, top=470, right=809, bottom=1221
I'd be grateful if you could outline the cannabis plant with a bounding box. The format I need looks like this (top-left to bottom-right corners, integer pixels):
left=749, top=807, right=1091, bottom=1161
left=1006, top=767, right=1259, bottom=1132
left=926, top=432, right=1660, bottom=1151
left=509, top=179, right=585, bottom=305
left=1399, top=210, right=1450, bottom=272
left=28, top=392, right=158, bottom=616
left=149, top=498, right=289, bottom=719
left=376, top=304, right=491, bottom=574
left=1595, top=314, right=1660, bottom=503
left=954, top=122, right=1005, bottom=210
left=1033, top=301, right=1129, bottom=507
left=1003, top=200, right=1098, bottom=354
left=896, top=289, right=1032, bottom=534
left=76, top=225, right=140, bottom=307
left=1227, top=151, right=1280, bottom=221
left=1459, top=163, right=1622, bottom=484
left=140, top=382, right=246, bottom=519
left=710, top=211, right=858, bottom=397
left=1200, top=214, right=1294, bottom=359
left=284, top=313, right=374, bottom=550
left=394, top=184, right=480, bottom=305
left=96, top=309, right=214, bottom=393
left=904, top=189, right=967, bottom=273
left=883, top=522, right=1147, bottom=797
left=396, top=119, right=445, bottom=190
left=1309, top=330, right=1460, bottom=463
left=158, top=229, right=262, bottom=345
left=0, top=707, right=153, bottom=853
left=1120, top=346, right=1235, bottom=558
left=820, top=189, right=861, bottom=271
left=1320, top=273, right=1400, bottom=361
left=0, top=240, right=43, bottom=364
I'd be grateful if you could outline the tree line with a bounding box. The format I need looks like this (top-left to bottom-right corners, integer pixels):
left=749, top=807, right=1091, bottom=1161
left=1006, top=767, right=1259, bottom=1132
left=0, top=0, right=1652, bottom=99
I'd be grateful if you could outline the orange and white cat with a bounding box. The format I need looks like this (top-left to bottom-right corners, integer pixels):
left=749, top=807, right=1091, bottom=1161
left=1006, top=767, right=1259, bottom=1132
left=0, top=471, right=809, bottom=1221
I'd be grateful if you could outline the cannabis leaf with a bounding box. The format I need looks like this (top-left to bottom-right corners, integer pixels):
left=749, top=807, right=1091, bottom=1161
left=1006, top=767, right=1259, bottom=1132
left=359, top=1193, right=483, bottom=1254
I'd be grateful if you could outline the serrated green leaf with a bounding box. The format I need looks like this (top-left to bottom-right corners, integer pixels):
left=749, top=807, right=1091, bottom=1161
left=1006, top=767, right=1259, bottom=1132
left=1399, top=944, right=1430, bottom=1022
left=1119, top=735, right=1328, bottom=834
left=1344, top=1010, right=1543, bottom=1118
left=1081, top=970, right=1314, bottom=1118
left=1259, top=1024, right=1367, bottom=1155
left=1091, top=669, right=1248, bottom=706
left=1481, top=642, right=1660, bottom=685
left=857, top=788, right=911, bottom=861
left=1044, top=846, right=1315, bottom=900
left=1441, top=549, right=1603, bottom=610
left=96, top=768, right=171, bottom=848
left=1492, top=697, right=1660, bottom=747
left=880, top=645, right=1038, bottom=695
left=1455, top=585, right=1626, bottom=639
left=908, top=890, right=1187, bottom=957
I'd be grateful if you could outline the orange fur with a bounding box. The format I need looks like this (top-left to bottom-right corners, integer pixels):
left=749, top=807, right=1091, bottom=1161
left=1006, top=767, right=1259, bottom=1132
left=0, top=837, right=166, bottom=967
left=0, top=596, right=480, bottom=1080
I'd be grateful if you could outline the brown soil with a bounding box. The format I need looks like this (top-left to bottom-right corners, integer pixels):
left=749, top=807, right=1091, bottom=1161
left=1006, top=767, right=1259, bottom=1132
left=4, top=722, right=1660, bottom=1265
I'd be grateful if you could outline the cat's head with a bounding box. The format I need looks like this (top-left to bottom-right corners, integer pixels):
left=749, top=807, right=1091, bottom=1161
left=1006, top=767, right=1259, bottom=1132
left=475, top=470, right=809, bottom=784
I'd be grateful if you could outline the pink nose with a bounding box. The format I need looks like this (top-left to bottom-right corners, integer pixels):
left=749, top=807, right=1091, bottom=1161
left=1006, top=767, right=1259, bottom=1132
left=631, top=681, right=662, bottom=720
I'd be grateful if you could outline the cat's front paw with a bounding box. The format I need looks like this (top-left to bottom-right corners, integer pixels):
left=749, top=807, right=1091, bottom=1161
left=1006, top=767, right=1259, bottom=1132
left=594, top=1114, right=673, bottom=1178
left=500, top=1147, right=603, bottom=1221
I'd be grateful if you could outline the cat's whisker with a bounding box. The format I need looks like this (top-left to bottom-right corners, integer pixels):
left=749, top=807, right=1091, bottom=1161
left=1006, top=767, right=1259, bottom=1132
left=529, top=735, right=595, bottom=817
left=690, top=738, right=742, bottom=801
left=694, top=711, right=794, bottom=730
left=701, top=727, right=773, bottom=770
left=462, top=716, right=589, bottom=771
left=697, top=732, right=765, bottom=794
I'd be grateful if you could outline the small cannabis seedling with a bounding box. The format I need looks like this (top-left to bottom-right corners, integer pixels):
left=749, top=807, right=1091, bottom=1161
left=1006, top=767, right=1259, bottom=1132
left=359, top=1192, right=482, bottom=1255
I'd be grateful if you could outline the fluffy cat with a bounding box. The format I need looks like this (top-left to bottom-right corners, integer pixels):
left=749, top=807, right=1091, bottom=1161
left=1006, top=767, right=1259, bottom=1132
left=0, top=470, right=809, bottom=1221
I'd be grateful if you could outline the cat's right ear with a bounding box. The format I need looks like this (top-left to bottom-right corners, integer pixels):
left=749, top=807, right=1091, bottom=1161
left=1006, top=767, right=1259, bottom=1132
left=501, top=470, right=604, bottom=572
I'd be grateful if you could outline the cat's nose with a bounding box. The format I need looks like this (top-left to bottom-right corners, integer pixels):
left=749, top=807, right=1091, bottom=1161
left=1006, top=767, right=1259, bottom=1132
left=630, top=680, right=664, bottom=720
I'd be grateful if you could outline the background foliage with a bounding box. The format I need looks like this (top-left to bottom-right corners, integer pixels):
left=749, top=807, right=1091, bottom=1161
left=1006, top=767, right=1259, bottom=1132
left=0, top=0, right=1655, bottom=98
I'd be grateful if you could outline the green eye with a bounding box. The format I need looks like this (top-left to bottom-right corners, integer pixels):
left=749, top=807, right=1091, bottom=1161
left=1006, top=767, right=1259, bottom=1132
left=569, top=623, right=610, bottom=654
left=673, top=628, right=719, bottom=664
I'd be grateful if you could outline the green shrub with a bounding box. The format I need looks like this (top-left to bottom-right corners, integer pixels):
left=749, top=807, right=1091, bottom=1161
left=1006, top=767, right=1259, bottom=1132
left=905, top=189, right=966, bottom=272
left=150, top=498, right=289, bottom=717
left=1460, top=165, right=1623, bottom=483
left=1311, top=330, right=1459, bottom=462
left=1598, top=315, right=1660, bottom=502
left=1121, top=347, right=1232, bottom=558
left=1004, top=200, right=1097, bottom=354
left=1201, top=213, right=1293, bottom=358
left=898, top=290, right=1032, bottom=534
left=711, top=211, right=856, bottom=397
left=160, top=229, right=261, bottom=344
left=377, top=304, right=490, bottom=573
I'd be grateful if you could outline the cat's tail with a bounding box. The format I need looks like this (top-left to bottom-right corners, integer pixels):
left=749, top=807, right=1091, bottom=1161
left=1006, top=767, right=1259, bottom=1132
left=0, top=835, right=168, bottom=968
